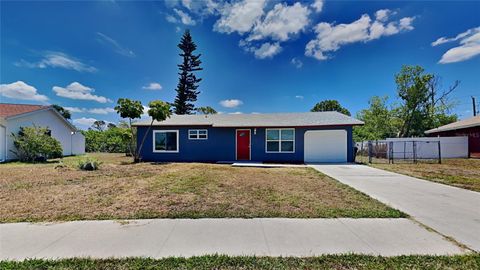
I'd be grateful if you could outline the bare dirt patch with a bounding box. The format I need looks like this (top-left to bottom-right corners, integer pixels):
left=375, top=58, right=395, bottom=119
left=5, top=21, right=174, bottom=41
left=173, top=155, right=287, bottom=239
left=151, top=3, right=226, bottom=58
left=0, top=153, right=404, bottom=222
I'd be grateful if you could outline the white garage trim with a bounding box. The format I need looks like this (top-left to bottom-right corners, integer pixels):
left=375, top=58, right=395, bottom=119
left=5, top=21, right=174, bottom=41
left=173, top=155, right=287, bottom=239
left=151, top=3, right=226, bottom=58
left=304, top=130, right=347, bottom=163
left=0, top=124, right=6, bottom=162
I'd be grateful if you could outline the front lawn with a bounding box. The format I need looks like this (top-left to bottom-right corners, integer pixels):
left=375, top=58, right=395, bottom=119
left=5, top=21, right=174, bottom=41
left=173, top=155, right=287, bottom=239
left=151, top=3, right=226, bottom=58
left=0, top=153, right=404, bottom=222
left=371, top=159, right=480, bottom=192
left=2, top=254, right=479, bottom=270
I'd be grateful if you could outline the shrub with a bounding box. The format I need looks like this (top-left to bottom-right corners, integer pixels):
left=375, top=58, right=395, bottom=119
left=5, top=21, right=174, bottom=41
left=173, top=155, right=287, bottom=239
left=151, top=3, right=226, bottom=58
left=11, top=126, right=63, bottom=162
left=82, top=127, right=131, bottom=153
left=78, top=157, right=101, bottom=171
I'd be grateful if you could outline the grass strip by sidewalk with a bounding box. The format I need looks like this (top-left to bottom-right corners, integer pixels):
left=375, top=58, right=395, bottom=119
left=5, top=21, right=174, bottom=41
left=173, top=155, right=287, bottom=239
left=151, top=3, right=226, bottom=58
left=1, top=254, right=479, bottom=270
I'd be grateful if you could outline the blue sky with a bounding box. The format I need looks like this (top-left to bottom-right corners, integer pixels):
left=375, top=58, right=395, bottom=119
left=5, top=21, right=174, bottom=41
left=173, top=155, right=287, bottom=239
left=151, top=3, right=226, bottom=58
left=1, top=0, right=479, bottom=129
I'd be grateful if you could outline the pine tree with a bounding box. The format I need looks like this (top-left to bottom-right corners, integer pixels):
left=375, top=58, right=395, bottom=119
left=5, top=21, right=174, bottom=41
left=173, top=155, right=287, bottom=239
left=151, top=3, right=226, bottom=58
left=173, top=30, right=202, bottom=115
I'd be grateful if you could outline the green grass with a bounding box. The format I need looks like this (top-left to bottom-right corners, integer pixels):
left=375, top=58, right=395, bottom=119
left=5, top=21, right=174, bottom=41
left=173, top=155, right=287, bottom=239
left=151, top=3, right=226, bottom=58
left=1, top=153, right=405, bottom=222
left=370, top=159, right=480, bottom=192
left=1, top=254, right=479, bottom=269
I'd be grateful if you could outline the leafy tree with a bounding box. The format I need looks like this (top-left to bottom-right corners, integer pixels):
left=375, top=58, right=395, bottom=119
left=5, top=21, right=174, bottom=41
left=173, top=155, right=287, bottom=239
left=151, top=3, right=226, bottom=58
left=114, top=98, right=144, bottom=157
left=311, top=100, right=351, bottom=116
left=196, top=106, right=217, bottom=114
left=11, top=126, right=63, bottom=162
left=82, top=127, right=130, bottom=153
left=91, top=120, right=106, bottom=131
left=395, top=65, right=458, bottom=137
left=52, top=104, right=71, bottom=119
left=107, top=123, right=117, bottom=129
left=137, top=100, right=172, bottom=161
left=353, top=96, right=399, bottom=141
left=173, top=29, right=202, bottom=115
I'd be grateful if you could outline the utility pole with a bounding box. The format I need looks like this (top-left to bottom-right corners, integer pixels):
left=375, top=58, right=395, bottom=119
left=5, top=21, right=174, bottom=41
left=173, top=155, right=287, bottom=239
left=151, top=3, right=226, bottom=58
left=473, top=96, right=477, bottom=116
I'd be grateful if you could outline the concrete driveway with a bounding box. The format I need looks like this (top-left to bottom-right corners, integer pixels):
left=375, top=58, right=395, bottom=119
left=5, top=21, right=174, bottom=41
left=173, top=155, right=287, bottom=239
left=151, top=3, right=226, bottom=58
left=310, top=164, right=480, bottom=252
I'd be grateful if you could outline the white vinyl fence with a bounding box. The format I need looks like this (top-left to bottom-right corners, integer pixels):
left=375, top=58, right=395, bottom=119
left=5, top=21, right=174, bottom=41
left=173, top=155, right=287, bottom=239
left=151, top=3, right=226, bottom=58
left=386, top=136, right=468, bottom=159
left=356, top=136, right=469, bottom=163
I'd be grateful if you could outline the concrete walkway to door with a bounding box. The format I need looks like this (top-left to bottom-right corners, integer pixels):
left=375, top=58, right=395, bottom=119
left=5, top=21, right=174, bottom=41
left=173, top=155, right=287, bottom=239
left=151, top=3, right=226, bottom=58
left=309, top=164, right=480, bottom=252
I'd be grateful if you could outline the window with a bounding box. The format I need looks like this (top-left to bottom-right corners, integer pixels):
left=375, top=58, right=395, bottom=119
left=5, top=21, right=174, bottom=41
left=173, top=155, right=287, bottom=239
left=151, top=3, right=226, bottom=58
left=188, top=129, right=208, bottom=140
left=266, top=128, right=295, bottom=153
left=153, top=130, right=179, bottom=152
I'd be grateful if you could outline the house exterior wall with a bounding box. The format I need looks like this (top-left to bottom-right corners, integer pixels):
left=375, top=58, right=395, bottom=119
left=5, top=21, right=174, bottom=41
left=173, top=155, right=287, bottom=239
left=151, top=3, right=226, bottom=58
left=4, top=109, right=85, bottom=160
left=427, top=127, right=480, bottom=158
left=136, top=125, right=354, bottom=163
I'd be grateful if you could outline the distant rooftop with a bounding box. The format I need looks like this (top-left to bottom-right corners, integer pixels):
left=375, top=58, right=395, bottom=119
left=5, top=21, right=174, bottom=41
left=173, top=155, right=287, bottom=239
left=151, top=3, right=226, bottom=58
left=133, top=111, right=364, bottom=127
left=425, top=115, right=480, bottom=134
left=0, top=103, right=49, bottom=118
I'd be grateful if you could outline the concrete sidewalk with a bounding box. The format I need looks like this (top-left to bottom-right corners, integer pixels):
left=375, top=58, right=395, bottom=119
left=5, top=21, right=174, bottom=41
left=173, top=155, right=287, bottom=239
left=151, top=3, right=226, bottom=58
left=310, top=164, right=480, bottom=252
left=0, top=218, right=464, bottom=260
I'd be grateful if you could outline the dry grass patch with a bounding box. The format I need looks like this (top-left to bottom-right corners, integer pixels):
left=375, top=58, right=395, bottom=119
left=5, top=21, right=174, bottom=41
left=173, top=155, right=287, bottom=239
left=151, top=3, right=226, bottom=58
left=0, top=153, right=404, bottom=222
left=371, top=159, right=480, bottom=192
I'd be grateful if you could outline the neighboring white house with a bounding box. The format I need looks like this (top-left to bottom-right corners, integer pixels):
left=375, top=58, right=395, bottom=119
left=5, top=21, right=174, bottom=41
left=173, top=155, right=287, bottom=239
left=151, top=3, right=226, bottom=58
left=0, top=103, right=85, bottom=162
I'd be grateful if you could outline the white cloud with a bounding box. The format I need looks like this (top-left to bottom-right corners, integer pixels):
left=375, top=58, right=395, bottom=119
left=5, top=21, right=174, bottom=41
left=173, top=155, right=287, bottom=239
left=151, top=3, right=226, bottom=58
left=88, top=107, right=116, bottom=114
left=15, top=51, right=97, bottom=72
left=228, top=111, right=243, bottom=114
left=247, top=2, right=310, bottom=42
left=166, top=15, right=178, bottom=23
left=295, top=95, right=304, bottom=99
left=244, top=42, right=282, bottom=59
left=52, top=82, right=112, bottom=103
left=311, top=0, right=324, bottom=13
left=0, top=81, right=49, bottom=102
left=174, top=8, right=196, bottom=25
left=375, top=9, right=392, bottom=22
left=305, top=10, right=415, bottom=60
left=181, top=0, right=218, bottom=16
left=214, top=0, right=266, bottom=34
left=220, top=99, right=243, bottom=108
left=64, top=107, right=115, bottom=114
left=72, top=117, right=98, bottom=129
left=432, top=26, right=480, bottom=64
left=64, top=107, right=84, bottom=113
left=291, top=57, right=303, bottom=68
left=431, top=28, right=477, bottom=46
left=142, top=82, right=162, bottom=90
left=96, top=32, right=135, bottom=57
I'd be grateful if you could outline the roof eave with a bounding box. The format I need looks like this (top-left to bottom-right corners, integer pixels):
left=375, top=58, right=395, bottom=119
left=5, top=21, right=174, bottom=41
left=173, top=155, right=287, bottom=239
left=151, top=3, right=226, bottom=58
left=5, top=107, right=78, bottom=132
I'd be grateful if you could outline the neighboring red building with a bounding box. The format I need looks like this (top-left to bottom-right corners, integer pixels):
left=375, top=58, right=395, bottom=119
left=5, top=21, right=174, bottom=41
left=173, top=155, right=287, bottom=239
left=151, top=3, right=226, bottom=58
left=425, top=116, right=480, bottom=158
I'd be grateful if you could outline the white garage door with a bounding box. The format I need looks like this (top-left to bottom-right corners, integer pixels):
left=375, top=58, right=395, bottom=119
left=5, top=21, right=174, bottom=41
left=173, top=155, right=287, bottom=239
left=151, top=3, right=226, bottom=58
left=304, top=130, right=347, bottom=163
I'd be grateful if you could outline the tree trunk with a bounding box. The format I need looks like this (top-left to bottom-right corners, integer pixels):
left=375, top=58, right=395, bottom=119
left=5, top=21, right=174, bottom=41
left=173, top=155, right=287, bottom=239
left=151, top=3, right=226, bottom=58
left=136, top=119, right=154, bottom=163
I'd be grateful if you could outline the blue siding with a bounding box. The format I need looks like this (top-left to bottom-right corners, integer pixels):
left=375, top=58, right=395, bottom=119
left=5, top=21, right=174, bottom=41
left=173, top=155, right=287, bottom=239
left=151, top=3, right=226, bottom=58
left=137, top=125, right=354, bottom=163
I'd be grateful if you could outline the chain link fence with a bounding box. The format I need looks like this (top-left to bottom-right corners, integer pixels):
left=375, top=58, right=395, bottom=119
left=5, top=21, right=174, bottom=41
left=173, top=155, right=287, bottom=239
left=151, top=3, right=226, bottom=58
left=355, top=140, right=442, bottom=164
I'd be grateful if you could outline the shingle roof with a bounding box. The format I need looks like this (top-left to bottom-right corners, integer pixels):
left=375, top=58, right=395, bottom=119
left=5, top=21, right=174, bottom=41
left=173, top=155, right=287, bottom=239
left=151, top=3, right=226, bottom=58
left=0, top=103, right=49, bottom=118
left=425, top=115, right=480, bottom=134
left=132, top=111, right=364, bottom=127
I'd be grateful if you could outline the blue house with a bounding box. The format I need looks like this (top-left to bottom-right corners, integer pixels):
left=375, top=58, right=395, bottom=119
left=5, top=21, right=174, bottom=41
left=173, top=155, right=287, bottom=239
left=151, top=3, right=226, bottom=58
left=133, top=112, right=363, bottom=163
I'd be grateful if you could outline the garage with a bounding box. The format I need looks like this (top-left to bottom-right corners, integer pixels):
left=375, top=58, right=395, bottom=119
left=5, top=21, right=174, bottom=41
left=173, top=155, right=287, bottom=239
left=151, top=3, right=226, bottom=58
left=304, top=130, right=347, bottom=163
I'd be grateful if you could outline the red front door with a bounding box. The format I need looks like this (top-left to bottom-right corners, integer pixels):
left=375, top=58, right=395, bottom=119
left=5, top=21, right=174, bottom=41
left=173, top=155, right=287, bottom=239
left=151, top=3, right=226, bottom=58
left=236, top=129, right=251, bottom=160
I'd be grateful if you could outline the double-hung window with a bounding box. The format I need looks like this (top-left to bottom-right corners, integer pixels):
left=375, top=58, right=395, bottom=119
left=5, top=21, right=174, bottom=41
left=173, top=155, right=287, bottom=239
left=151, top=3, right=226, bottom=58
left=266, top=128, right=295, bottom=153
left=188, top=129, right=208, bottom=140
left=153, top=130, right=179, bottom=152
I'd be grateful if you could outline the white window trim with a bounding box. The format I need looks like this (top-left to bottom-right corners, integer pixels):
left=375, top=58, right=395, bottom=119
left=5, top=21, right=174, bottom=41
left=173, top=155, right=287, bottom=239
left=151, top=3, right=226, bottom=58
left=265, top=128, right=295, bottom=153
left=153, top=130, right=179, bottom=153
left=188, top=129, right=208, bottom=140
